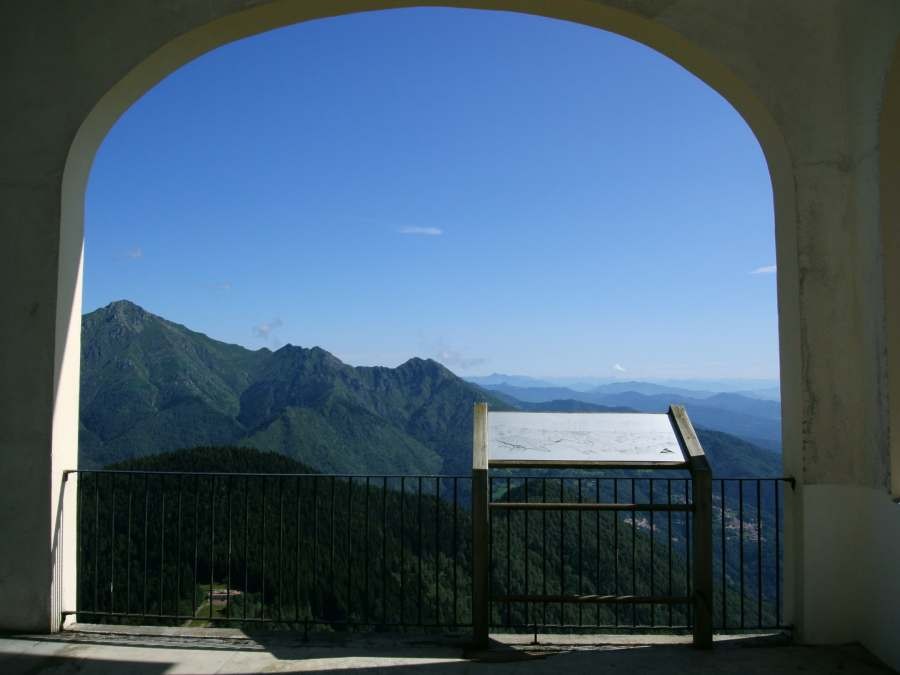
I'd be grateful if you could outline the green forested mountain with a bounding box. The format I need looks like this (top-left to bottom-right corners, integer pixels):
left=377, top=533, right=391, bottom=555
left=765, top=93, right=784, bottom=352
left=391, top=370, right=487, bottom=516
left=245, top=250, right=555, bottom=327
left=80, top=300, right=781, bottom=478
left=80, top=300, right=509, bottom=473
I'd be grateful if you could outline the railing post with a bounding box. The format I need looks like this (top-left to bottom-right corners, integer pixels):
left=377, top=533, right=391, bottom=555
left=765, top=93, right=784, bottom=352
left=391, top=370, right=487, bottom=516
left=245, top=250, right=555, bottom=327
left=669, top=405, right=713, bottom=649
left=472, top=402, right=490, bottom=648
left=691, top=463, right=713, bottom=648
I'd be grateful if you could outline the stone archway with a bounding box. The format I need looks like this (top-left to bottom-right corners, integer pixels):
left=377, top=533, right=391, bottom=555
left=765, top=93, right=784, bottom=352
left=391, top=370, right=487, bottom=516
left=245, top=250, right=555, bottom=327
left=6, top=2, right=900, bottom=669
left=53, top=4, right=799, bottom=632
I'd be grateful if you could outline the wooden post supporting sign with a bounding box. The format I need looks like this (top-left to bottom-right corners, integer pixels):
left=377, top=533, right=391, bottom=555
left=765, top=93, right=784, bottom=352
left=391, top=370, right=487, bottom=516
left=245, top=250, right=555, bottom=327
left=670, top=404, right=714, bottom=649
left=471, top=402, right=490, bottom=648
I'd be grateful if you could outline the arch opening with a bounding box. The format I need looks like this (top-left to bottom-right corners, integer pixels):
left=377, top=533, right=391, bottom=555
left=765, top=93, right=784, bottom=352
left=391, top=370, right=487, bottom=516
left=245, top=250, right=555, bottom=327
left=52, top=0, right=799, bottom=634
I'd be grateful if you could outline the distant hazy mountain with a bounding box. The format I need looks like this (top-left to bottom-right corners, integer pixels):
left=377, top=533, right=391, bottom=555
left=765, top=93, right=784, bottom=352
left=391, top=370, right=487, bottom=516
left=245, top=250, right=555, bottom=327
left=80, top=301, right=509, bottom=473
left=588, top=381, right=716, bottom=398
left=465, top=373, right=556, bottom=388
left=482, top=383, right=782, bottom=451
left=730, top=387, right=781, bottom=402
left=467, top=375, right=781, bottom=401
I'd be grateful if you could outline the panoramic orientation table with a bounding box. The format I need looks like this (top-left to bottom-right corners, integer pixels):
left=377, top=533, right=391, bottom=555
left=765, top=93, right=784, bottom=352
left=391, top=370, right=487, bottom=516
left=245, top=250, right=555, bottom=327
left=486, top=410, right=688, bottom=468
left=470, top=404, right=712, bottom=649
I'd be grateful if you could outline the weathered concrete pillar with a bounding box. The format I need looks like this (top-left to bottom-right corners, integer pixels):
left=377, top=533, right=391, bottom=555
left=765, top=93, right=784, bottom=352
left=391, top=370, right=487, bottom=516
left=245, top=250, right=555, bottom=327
left=772, top=9, right=900, bottom=667
left=0, top=148, right=82, bottom=631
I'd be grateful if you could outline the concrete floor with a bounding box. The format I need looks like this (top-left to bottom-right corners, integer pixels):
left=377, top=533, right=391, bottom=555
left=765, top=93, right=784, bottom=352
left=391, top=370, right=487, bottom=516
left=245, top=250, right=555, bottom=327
left=0, top=625, right=893, bottom=674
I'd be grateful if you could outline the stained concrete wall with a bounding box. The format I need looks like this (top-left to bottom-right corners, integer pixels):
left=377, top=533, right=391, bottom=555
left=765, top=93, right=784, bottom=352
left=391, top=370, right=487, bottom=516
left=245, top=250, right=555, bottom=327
left=881, top=36, right=900, bottom=499
left=1, top=0, right=900, bottom=668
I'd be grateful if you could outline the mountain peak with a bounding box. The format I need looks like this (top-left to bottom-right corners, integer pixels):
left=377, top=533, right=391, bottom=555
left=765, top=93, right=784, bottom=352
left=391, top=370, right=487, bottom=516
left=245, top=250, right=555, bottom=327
left=267, top=343, right=347, bottom=374
left=96, top=299, right=155, bottom=332
left=397, top=357, right=450, bottom=374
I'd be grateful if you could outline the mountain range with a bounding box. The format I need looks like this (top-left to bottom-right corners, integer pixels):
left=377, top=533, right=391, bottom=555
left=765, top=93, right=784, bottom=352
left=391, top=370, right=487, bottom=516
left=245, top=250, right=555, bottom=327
left=79, top=301, right=781, bottom=476
left=80, top=300, right=511, bottom=473
left=466, top=374, right=781, bottom=401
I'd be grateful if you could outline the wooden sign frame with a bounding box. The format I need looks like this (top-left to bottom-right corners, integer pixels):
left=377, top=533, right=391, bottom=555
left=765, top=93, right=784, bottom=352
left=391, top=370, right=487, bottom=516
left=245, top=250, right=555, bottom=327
left=470, top=403, right=712, bottom=650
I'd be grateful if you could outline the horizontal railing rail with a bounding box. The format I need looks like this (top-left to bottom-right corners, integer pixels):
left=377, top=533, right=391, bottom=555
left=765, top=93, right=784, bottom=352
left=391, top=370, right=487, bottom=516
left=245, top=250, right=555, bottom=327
left=486, top=475, right=791, bottom=632
left=68, top=469, right=790, bottom=634
left=71, top=471, right=473, bottom=633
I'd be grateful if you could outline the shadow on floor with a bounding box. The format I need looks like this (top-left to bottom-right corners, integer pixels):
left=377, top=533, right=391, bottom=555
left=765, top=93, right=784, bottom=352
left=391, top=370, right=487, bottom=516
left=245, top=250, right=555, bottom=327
left=0, top=630, right=893, bottom=674
left=0, top=652, right=173, bottom=675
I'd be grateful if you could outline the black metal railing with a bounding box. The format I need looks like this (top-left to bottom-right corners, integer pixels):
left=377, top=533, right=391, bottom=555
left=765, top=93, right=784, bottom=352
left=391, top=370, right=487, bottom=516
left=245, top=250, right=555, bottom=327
left=72, top=471, right=473, bottom=632
left=487, top=475, right=791, bottom=632
left=70, top=470, right=790, bottom=633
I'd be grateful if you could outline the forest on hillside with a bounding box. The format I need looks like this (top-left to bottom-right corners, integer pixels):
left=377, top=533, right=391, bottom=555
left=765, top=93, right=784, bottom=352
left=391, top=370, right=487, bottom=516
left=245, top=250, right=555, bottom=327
left=76, top=447, right=783, bottom=632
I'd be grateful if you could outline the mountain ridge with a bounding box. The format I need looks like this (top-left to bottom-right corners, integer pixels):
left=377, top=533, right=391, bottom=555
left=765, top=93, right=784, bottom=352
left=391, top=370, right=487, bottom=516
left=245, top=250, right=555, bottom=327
left=80, top=300, right=781, bottom=477
left=80, top=300, right=508, bottom=473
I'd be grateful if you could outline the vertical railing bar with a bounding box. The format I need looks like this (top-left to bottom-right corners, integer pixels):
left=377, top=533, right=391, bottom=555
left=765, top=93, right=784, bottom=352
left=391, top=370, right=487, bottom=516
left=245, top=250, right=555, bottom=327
left=176, top=475, right=182, bottom=619
left=110, top=474, right=116, bottom=614
left=382, top=476, right=388, bottom=627
left=126, top=474, right=133, bottom=616
left=577, top=478, right=583, bottom=628
left=226, top=475, right=232, bottom=621
left=506, top=476, right=512, bottom=627
left=276, top=476, right=283, bottom=622
left=721, top=479, right=726, bottom=629
left=667, top=478, right=673, bottom=627
left=348, top=477, right=354, bottom=623
left=243, top=476, right=249, bottom=622
left=453, top=477, right=459, bottom=628
left=560, top=478, right=565, bottom=626
left=631, top=477, right=636, bottom=628
left=418, top=476, right=423, bottom=627
left=261, top=476, right=267, bottom=621
left=365, top=476, right=370, bottom=625
left=313, top=476, right=319, bottom=621
left=649, top=477, right=654, bottom=627
left=144, top=474, right=150, bottom=618
left=329, top=476, right=335, bottom=625
left=77, top=473, right=83, bottom=617
left=434, top=477, right=440, bottom=627
left=613, top=479, right=618, bottom=627
left=295, top=475, right=301, bottom=625
left=739, top=478, right=744, bottom=629
left=595, top=477, right=600, bottom=628
left=542, top=478, right=548, bottom=628
left=775, top=479, right=781, bottom=627
left=757, top=479, right=763, bottom=628
left=159, top=478, right=166, bottom=616
left=209, top=475, right=215, bottom=621
left=94, top=475, right=100, bottom=613
left=192, top=475, right=198, bottom=620
left=400, top=476, right=405, bottom=626
left=525, top=477, right=530, bottom=630
left=488, top=476, right=494, bottom=627
left=685, top=478, right=691, bottom=627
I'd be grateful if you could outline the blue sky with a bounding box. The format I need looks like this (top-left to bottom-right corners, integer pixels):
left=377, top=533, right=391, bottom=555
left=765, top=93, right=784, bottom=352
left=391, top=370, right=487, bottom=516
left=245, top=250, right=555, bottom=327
left=84, top=8, right=778, bottom=381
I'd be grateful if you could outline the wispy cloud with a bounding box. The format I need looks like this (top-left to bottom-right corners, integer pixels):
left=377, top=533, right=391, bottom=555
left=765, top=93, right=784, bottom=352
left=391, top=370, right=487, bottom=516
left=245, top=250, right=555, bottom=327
left=612, top=363, right=627, bottom=373
left=210, top=282, right=232, bottom=291
left=433, top=347, right=487, bottom=371
left=750, top=265, right=777, bottom=275
left=419, top=336, right=488, bottom=371
left=252, top=318, right=283, bottom=344
left=399, top=226, right=443, bottom=236
left=125, top=247, right=143, bottom=259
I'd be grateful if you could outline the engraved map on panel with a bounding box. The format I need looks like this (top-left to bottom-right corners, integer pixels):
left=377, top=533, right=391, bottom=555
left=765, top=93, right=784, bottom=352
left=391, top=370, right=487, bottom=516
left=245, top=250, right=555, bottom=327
left=487, top=412, right=685, bottom=464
